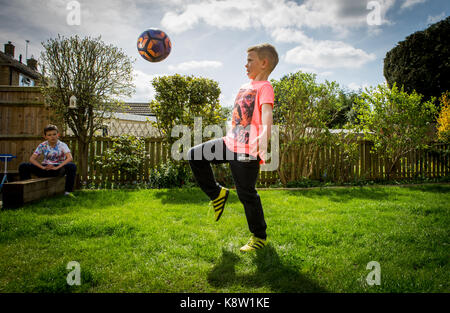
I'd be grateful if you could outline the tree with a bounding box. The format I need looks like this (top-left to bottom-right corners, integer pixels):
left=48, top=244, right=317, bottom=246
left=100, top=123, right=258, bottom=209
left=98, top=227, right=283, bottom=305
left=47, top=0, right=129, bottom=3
left=40, top=35, right=135, bottom=182
left=436, top=92, right=450, bottom=143
left=326, top=90, right=360, bottom=129
left=149, top=74, right=228, bottom=145
left=272, top=71, right=359, bottom=184
left=383, top=16, right=450, bottom=108
left=355, top=84, right=437, bottom=179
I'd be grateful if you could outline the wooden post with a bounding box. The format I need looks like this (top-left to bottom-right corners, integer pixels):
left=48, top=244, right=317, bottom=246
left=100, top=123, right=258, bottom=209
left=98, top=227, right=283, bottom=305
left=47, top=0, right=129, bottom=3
left=143, top=139, right=150, bottom=183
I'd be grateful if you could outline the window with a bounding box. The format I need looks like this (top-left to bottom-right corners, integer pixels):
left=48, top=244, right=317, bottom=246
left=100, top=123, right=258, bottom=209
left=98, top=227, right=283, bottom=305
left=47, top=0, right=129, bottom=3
left=19, top=74, right=34, bottom=86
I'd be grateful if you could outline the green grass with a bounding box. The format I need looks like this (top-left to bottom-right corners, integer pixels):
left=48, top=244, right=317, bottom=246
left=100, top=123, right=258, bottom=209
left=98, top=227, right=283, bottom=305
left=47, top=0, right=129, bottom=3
left=0, top=184, right=449, bottom=293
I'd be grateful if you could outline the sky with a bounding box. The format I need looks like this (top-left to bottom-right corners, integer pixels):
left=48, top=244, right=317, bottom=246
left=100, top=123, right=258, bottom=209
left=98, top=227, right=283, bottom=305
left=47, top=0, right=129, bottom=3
left=0, top=0, right=448, bottom=109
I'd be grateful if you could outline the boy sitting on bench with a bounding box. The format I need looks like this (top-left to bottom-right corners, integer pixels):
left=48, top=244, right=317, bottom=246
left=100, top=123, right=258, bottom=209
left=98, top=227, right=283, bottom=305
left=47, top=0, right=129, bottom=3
left=18, top=124, right=77, bottom=197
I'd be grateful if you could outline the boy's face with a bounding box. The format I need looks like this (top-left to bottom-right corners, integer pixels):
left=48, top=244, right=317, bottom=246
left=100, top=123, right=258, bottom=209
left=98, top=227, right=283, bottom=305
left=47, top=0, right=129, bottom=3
left=44, top=130, right=59, bottom=143
left=245, top=51, right=267, bottom=80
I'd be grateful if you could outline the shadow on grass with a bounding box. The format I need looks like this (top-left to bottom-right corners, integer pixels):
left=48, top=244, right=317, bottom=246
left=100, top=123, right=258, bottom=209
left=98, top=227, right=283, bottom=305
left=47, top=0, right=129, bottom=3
left=284, top=187, right=391, bottom=203
left=288, top=183, right=450, bottom=203
left=153, top=188, right=241, bottom=205
left=402, top=184, right=450, bottom=194
left=207, top=246, right=326, bottom=293
left=17, top=189, right=136, bottom=216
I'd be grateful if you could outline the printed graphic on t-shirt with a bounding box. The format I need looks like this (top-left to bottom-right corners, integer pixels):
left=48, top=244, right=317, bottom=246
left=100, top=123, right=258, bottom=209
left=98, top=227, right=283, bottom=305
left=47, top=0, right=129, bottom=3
left=34, top=141, right=70, bottom=164
left=231, top=88, right=256, bottom=144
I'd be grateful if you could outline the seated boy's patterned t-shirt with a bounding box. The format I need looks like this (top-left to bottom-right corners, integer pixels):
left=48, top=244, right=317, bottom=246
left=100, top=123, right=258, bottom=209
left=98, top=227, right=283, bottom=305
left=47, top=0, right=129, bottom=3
left=33, top=140, right=71, bottom=165
left=223, top=80, right=274, bottom=164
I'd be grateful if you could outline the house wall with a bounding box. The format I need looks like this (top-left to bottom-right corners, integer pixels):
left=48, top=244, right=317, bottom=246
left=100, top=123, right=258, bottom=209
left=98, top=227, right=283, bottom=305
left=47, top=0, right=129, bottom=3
left=0, top=65, right=10, bottom=85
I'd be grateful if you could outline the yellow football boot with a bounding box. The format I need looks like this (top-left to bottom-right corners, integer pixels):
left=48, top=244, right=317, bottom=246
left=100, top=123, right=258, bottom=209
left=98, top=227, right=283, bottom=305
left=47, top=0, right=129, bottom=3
left=239, top=235, right=267, bottom=252
left=210, top=187, right=229, bottom=222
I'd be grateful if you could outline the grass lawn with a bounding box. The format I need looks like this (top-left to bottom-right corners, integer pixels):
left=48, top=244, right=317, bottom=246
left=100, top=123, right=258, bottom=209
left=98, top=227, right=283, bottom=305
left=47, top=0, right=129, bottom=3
left=0, top=184, right=449, bottom=293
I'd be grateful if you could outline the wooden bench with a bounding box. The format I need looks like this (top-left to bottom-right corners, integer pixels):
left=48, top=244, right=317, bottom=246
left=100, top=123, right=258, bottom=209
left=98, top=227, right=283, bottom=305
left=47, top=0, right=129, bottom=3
left=1, top=176, right=66, bottom=209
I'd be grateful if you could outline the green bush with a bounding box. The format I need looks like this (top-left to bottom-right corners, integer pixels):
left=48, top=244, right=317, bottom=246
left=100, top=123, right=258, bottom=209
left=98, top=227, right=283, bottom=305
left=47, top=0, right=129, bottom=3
left=95, top=135, right=148, bottom=181
left=148, top=160, right=193, bottom=188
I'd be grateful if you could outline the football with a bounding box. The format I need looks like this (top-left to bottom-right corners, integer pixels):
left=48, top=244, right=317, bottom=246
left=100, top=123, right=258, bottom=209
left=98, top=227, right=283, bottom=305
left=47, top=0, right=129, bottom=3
left=137, top=29, right=172, bottom=62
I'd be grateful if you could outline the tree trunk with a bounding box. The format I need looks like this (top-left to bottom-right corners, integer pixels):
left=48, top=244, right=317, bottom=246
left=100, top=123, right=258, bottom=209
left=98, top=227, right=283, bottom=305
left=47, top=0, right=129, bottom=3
left=77, top=137, right=89, bottom=186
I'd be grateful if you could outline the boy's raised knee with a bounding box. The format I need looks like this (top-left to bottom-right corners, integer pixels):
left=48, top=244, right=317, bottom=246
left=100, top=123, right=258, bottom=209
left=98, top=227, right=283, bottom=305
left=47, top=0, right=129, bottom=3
left=18, top=162, right=31, bottom=171
left=64, top=162, right=77, bottom=172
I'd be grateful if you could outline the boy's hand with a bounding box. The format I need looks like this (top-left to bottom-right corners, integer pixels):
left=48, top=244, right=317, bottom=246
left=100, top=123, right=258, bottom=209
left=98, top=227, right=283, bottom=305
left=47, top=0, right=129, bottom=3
left=259, top=103, right=273, bottom=155
left=42, top=164, right=56, bottom=170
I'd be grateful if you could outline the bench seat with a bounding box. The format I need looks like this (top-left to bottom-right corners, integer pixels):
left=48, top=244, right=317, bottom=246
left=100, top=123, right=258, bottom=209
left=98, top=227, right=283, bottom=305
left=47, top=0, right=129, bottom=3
left=2, top=176, right=66, bottom=209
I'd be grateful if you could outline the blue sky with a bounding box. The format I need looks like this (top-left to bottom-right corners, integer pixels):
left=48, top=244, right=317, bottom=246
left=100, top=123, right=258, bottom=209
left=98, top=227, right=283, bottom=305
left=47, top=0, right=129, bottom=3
left=0, top=0, right=448, bottom=108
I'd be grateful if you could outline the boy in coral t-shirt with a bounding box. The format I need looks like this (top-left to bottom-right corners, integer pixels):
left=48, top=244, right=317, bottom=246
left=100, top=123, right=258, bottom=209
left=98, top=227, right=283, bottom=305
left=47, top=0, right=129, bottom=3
left=188, top=43, right=278, bottom=252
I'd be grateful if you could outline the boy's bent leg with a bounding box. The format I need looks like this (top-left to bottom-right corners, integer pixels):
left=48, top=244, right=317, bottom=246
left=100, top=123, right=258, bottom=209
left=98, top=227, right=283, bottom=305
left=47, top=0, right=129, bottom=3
left=188, top=138, right=226, bottom=200
left=62, top=162, right=77, bottom=192
left=230, top=160, right=267, bottom=240
left=19, top=162, right=46, bottom=180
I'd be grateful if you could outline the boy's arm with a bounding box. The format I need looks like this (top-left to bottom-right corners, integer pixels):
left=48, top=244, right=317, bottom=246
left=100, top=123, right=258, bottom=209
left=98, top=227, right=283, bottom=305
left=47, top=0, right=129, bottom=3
left=52, top=153, right=73, bottom=170
left=29, top=153, right=45, bottom=170
left=258, top=103, right=273, bottom=154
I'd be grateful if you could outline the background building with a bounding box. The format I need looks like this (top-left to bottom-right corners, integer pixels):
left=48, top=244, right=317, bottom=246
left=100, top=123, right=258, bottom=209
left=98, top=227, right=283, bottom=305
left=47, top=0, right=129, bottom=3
left=0, top=41, right=40, bottom=86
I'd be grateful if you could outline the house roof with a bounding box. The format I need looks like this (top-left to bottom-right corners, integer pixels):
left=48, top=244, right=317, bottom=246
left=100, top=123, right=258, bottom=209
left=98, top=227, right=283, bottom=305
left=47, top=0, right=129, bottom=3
left=0, top=51, right=41, bottom=79
left=114, top=112, right=156, bottom=122
left=120, top=102, right=154, bottom=116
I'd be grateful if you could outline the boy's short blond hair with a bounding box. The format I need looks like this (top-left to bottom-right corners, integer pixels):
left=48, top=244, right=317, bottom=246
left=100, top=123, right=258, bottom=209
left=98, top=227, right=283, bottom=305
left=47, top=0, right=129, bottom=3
left=247, top=43, right=279, bottom=73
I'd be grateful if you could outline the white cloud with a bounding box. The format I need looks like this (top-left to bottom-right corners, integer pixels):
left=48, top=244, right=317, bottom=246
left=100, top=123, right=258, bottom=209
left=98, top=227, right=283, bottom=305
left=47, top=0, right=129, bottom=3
left=285, top=40, right=376, bottom=69
left=0, top=0, right=146, bottom=62
left=348, top=82, right=370, bottom=91
left=130, top=70, right=166, bottom=102
left=296, top=67, right=333, bottom=77
left=320, top=71, right=333, bottom=77
left=168, top=60, right=223, bottom=71
left=427, top=12, right=446, bottom=24
left=401, top=0, right=427, bottom=10
left=270, top=26, right=376, bottom=70
left=161, top=0, right=397, bottom=35
left=270, top=28, right=312, bottom=44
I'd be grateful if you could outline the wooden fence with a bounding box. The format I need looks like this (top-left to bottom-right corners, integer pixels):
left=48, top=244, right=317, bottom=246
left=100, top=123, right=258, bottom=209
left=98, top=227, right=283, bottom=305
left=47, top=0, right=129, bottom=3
left=0, top=86, right=63, bottom=172
left=61, top=137, right=449, bottom=187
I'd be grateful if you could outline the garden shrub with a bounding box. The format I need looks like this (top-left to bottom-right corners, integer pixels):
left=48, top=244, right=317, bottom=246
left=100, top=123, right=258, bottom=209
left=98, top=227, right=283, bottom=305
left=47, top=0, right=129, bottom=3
left=95, top=135, right=148, bottom=182
left=148, top=160, right=193, bottom=188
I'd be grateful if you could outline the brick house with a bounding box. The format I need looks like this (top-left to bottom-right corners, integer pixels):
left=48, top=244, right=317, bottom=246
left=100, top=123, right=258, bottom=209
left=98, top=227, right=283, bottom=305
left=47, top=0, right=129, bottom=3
left=0, top=41, right=40, bottom=86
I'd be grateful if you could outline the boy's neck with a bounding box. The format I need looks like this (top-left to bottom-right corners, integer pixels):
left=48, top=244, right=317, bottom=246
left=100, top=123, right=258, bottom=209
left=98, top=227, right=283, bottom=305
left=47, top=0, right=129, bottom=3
left=252, top=71, right=270, bottom=82
left=48, top=140, right=58, bottom=147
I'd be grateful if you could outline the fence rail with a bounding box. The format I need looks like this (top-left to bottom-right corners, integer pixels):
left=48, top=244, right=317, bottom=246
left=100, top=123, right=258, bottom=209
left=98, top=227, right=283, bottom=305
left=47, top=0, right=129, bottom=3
left=61, top=137, right=449, bottom=187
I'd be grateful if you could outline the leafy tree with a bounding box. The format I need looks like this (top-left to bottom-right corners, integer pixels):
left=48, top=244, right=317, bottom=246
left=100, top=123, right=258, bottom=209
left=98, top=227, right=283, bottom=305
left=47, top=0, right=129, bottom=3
left=327, top=90, right=361, bottom=128
left=436, top=92, right=450, bottom=143
left=383, top=16, right=450, bottom=109
left=40, top=35, right=135, bottom=181
left=149, top=74, right=228, bottom=145
left=355, top=84, right=437, bottom=179
left=272, top=71, right=359, bottom=184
